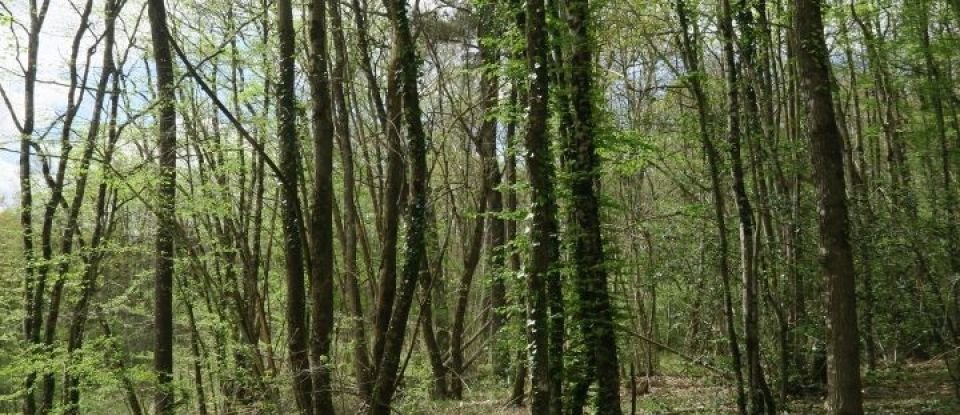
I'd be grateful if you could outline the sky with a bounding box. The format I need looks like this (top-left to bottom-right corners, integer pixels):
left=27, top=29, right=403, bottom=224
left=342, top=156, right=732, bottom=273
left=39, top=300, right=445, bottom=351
left=0, top=0, right=467, bottom=209
left=1, top=1, right=100, bottom=208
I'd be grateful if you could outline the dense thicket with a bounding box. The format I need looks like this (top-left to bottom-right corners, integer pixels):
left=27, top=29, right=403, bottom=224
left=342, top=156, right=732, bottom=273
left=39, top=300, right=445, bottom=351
left=2, top=0, right=960, bottom=414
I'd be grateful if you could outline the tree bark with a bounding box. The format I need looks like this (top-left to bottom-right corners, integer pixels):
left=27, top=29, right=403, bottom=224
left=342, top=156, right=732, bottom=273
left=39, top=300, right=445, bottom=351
left=795, top=1, right=864, bottom=413
left=371, top=36, right=406, bottom=380
left=523, top=0, right=560, bottom=411
left=366, top=0, right=430, bottom=411
left=307, top=0, right=337, bottom=411
left=146, top=0, right=178, bottom=412
left=718, top=0, right=769, bottom=412
left=565, top=0, right=623, bottom=412
left=276, top=0, right=313, bottom=410
left=329, top=0, right=374, bottom=400
left=734, top=1, right=776, bottom=412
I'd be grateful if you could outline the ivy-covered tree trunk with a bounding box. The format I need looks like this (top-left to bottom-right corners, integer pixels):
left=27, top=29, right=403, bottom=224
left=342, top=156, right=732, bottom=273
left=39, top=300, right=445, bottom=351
left=504, top=86, right=528, bottom=407
left=565, top=0, right=623, bottom=413
left=367, top=0, right=429, bottom=411
left=523, top=0, right=561, bottom=411
left=370, top=26, right=405, bottom=384
left=476, top=0, right=508, bottom=375
left=795, top=0, right=864, bottom=413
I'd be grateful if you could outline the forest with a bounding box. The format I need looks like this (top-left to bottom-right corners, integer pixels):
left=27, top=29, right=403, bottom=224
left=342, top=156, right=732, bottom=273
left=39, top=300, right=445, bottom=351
left=1, top=0, right=960, bottom=413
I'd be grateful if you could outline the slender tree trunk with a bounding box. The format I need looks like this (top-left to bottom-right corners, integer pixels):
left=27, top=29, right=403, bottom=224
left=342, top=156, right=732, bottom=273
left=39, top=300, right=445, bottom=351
left=674, top=1, right=746, bottom=412
left=719, top=1, right=766, bottom=412
left=184, top=298, right=209, bottom=415
left=59, top=2, right=121, bottom=410
left=64, top=28, right=125, bottom=412
left=371, top=39, right=406, bottom=379
left=307, top=0, right=337, bottom=411
left=418, top=239, right=450, bottom=399
left=849, top=3, right=912, bottom=210
left=329, top=0, right=374, bottom=400
left=913, top=0, right=960, bottom=275
left=276, top=0, right=313, bottom=410
left=29, top=0, right=96, bottom=410
left=545, top=1, right=569, bottom=411
left=366, top=0, right=430, bottom=411
left=146, top=0, right=177, bottom=412
left=450, top=215, right=485, bottom=399
left=735, top=2, right=776, bottom=412
left=504, top=87, right=527, bottom=407
left=19, top=0, right=49, bottom=407
left=913, top=0, right=960, bottom=393
left=475, top=2, right=508, bottom=376
left=523, top=0, right=560, bottom=410
left=839, top=20, right=878, bottom=372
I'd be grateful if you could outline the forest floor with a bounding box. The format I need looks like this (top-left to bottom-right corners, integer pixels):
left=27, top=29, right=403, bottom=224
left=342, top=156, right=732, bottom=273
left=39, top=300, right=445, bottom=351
left=395, top=359, right=959, bottom=414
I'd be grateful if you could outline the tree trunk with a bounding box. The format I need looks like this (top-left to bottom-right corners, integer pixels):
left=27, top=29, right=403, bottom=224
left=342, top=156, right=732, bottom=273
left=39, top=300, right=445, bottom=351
left=371, top=37, right=406, bottom=379
left=566, top=0, right=623, bottom=412
left=523, top=0, right=560, bottom=411
left=734, top=1, right=776, bottom=412
left=504, top=87, right=527, bottom=407
left=20, top=13, right=50, bottom=412
left=674, top=2, right=747, bottom=412
left=450, top=214, right=485, bottom=399
left=795, top=1, right=864, bottom=413
left=913, top=0, right=960, bottom=276
left=718, top=0, right=767, bottom=412
left=276, top=0, right=313, bottom=410
left=366, top=0, right=430, bottom=411
left=418, top=239, right=450, bottom=399
left=307, top=0, right=337, bottom=411
left=475, top=2, right=508, bottom=376
left=329, top=0, right=374, bottom=400
left=146, top=0, right=177, bottom=411
left=58, top=2, right=122, bottom=410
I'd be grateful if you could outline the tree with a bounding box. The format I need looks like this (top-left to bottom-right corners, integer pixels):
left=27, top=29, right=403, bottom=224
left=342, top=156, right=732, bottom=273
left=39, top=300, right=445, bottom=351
left=307, top=0, right=337, bottom=410
left=145, top=0, right=177, bottom=412
left=275, top=0, right=313, bottom=410
left=522, top=0, right=561, bottom=411
left=674, top=0, right=747, bottom=412
left=328, top=0, right=374, bottom=402
left=8, top=0, right=51, bottom=413
left=795, top=0, right=864, bottom=413
left=5, top=0, right=960, bottom=413
left=564, top=0, right=623, bottom=412
left=718, top=0, right=774, bottom=412
left=366, top=0, right=431, bottom=412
